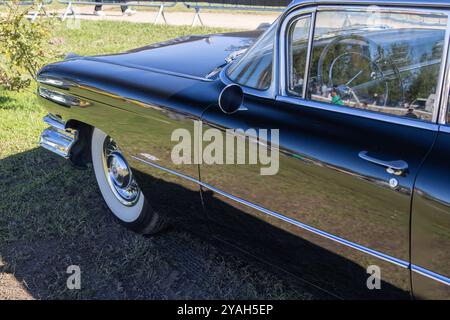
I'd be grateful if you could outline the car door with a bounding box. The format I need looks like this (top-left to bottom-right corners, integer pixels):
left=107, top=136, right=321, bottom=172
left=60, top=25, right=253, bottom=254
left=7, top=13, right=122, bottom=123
left=200, top=5, right=449, bottom=298
left=410, top=98, right=450, bottom=299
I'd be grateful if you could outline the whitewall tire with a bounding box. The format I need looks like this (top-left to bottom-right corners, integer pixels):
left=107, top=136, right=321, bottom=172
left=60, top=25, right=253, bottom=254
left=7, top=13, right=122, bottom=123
left=91, top=128, right=166, bottom=234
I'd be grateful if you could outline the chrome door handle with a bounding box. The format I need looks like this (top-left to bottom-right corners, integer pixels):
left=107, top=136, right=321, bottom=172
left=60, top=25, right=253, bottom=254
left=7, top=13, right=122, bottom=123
left=358, top=151, right=408, bottom=176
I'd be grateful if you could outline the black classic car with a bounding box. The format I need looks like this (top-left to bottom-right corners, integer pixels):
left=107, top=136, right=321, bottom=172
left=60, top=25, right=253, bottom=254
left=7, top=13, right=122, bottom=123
left=36, top=0, right=450, bottom=299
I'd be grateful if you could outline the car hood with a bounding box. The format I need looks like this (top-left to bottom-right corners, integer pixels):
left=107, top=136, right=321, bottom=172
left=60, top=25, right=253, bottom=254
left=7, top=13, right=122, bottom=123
left=79, top=31, right=262, bottom=79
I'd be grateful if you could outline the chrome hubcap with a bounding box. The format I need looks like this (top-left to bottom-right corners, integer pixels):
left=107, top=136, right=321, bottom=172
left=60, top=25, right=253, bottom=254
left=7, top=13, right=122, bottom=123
left=103, top=137, right=140, bottom=206
left=107, top=152, right=132, bottom=189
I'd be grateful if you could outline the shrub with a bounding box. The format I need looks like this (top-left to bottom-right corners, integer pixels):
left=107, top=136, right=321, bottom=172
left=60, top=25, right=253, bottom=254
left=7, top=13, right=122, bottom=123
left=0, top=0, right=53, bottom=91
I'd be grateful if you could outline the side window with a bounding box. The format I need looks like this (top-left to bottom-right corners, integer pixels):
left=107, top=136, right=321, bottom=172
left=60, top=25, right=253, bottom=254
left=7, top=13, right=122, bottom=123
left=307, top=9, right=448, bottom=121
left=227, top=23, right=276, bottom=90
left=287, top=16, right=312, bottom=96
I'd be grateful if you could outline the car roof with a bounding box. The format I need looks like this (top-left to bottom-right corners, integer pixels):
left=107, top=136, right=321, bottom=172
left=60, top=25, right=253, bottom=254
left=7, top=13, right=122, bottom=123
left=289, top=0, right=450, bottom=9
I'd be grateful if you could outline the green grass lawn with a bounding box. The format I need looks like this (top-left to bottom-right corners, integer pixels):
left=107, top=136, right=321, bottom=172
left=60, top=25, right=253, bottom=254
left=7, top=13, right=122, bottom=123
left=0, top=20, right=316, bottom=299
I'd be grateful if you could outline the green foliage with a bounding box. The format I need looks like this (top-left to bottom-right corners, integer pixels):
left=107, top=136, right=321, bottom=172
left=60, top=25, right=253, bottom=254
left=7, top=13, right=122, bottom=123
left=0, top=0, right=53, bottom=91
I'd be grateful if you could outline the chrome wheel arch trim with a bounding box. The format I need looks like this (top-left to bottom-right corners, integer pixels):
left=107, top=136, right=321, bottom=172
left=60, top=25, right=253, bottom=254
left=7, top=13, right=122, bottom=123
left=131, top=155, right=450, bottom=287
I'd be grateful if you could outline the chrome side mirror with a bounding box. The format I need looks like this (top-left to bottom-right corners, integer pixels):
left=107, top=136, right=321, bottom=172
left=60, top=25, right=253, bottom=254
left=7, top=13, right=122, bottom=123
left=218, top=84, right=244, bottom=115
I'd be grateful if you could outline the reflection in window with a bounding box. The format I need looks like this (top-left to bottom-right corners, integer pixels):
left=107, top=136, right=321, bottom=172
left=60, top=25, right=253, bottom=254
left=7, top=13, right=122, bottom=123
left=307, top=10, right=447, bottom=122
left=227, top=24, right=275, bottom=90
left=288, top=16, right=311, bottom=96
left=448, top=96, right=450, bottom=124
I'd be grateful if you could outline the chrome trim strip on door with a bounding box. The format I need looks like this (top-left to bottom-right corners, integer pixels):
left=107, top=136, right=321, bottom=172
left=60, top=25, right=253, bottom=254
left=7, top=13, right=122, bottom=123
left=411, top=265, right=450, bottom=286
left=131, top=155, right=450, bottom=286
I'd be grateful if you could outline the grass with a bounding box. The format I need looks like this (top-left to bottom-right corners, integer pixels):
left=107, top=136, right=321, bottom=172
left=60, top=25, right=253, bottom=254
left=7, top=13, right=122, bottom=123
left=0, top=20, right=316, bottom=299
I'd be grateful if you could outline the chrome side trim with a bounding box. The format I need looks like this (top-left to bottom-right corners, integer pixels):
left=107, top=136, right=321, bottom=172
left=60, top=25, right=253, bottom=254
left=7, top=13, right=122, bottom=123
left=412, top=265, right=450, bottom=286
left=38, top=87, right=89, bottom=108
left=132, top=156, right=406, bottom=265
left=131, top=155, right=450, bottom=286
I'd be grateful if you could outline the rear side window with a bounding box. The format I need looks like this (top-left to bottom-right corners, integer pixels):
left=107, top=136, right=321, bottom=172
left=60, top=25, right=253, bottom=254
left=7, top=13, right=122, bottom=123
left=227, top=24, right=275, bottom=90
left=306, top=9, right=448, bottom=122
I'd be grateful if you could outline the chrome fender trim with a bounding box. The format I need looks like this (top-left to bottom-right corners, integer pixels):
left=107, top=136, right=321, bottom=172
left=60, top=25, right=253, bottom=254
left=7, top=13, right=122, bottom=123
left=131, top=155, right=450, bottom=287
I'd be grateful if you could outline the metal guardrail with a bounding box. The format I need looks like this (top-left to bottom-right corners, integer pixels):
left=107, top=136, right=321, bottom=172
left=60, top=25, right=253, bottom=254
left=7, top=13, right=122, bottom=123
left=0, top=0, right=53, bottom=4
left=1, top=0, right=287, bottom=25
left=0, top=0, right=53, bottom=22
left=183, top=1, right=289, bottom=26
left=58, top=0, right=177, bottom=23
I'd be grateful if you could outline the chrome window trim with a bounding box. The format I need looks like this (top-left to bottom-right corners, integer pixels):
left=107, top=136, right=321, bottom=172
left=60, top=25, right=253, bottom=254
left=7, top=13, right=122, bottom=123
left=280, top=11, right=316, bottom=98
left=316, top=5, right=450, bottom=16
left=439, top=21, right=450, bottom=125
left=279, top=8, right=316, bottom=97
left=288, top=1, right=450, bottom=12
left=131, top=155, right=450, bottom=287
left=279, top=4, right=450, bottom=125
left=277, top=96, right=440, bottom=132
left=440, top=125, right=450, bottom=133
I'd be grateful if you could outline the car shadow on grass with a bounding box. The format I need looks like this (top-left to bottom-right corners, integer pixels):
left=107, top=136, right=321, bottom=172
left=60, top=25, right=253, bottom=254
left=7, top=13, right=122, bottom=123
left=0, top=147, right=410, bottom=299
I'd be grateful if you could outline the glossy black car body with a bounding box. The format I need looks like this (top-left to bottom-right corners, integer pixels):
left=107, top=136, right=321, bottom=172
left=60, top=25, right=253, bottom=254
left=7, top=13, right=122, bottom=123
left=37, top=0, right=450, bottom=299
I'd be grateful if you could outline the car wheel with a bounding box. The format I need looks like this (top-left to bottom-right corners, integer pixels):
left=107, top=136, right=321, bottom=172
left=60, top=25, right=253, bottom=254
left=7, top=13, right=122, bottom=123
left=91, top=127, right=166, bottom=234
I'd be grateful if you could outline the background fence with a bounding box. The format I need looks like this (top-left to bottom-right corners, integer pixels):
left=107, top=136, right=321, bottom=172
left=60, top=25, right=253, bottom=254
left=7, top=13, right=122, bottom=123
left=1, top=0, right=291, bottom=24
left=0, top=0, right=53, bottom=22
left=185, top=0, right=290, bottom=8
left=58, top=1, right=178, bottom=22
left=184, top=0, right=290, bottom=25
left=0, top=0, right=53, bottom=4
